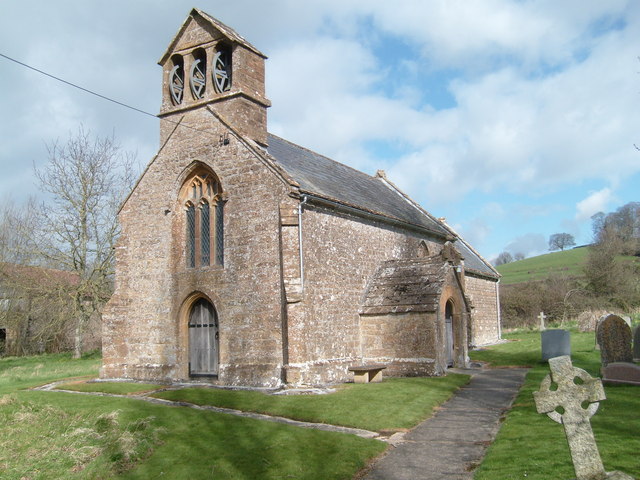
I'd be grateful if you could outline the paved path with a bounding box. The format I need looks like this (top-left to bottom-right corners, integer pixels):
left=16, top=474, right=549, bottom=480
left=362, top=367, right=528, bottom=480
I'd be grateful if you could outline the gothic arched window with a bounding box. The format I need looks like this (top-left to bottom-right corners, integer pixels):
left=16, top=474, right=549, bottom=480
left=181, top=169, right=224, bottom=268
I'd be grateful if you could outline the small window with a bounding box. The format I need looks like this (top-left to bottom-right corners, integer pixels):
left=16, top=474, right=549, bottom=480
left=169, top=55, right=185, bottom=105
left=181, top=168, right=224, bottom=268
left=418, top=241, right=430, bottom=258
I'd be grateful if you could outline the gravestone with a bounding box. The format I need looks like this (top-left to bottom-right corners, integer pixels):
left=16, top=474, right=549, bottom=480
left=533, top=356, right=635, bottom=480
left=595, top=314, right=632, bottom=350
left=596, top=314, right=633, bottom=367
left=539, top=311, right=547, bottom=331
left=541, top=329, right=571, bottom=361
left=602, top=362, right=640, bottom=386
left=633, top=326, right=640, bottom=362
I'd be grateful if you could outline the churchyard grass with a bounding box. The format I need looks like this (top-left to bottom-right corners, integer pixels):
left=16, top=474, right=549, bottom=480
left=149, top=374, right=470, bottom=432
left=0, top=350, right=101, bottom=395
left=470, top=330, right=640, bottom=479
left=56, top=381, right=165, bottom=395
left=0, top=352, right=470, bottom=479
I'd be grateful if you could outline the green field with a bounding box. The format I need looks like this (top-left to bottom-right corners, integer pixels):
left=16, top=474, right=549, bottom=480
left=496, top=247, right=589, bottom=285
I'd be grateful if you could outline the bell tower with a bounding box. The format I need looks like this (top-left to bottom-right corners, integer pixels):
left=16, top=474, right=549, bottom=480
left=158, top=9, right=271, bottom=146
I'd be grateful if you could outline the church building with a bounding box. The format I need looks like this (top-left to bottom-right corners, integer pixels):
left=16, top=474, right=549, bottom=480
left=101, top=9, right=501, bottom=387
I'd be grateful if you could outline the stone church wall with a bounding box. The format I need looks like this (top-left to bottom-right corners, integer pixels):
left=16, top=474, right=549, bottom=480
left=102, top=108, right=290, bottom=387
left=284, top=204, right=443, bottom=385
left=360, top=312, right=439, bottom=377
left=465, top=273, right=501, bottom=346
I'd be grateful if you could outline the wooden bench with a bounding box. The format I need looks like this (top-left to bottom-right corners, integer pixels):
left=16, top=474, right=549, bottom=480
left=348, top=364, right=387, bottom=383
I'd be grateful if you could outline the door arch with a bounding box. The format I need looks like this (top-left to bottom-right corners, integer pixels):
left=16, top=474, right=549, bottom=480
left=445, top=300, right=455, bottom=367
left=188, top=298, right=219, bottom=376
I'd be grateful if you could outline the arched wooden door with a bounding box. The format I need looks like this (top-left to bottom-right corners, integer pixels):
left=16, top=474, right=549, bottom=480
left=188, top=298, right=219, bottom=376
left=445, top=300, right=455, bottom=367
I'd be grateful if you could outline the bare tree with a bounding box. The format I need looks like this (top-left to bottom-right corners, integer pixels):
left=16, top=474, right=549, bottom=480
left=0, top=198, right=41, bottom=265
left=592, top=202, right=640, bottom=255
left=514, top=252, right=526, bottom=261
left=1, top=200, right=74, bottom=354
left=548, top=233, right=576, bottom=251
left=494, top=251, right=513, bottom=266
left=31, top=127, right=136, bottom=358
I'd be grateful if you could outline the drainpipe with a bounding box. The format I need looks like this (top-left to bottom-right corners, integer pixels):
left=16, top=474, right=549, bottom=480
left=496, top=279, right=502, bottom=340
left=298, top=195, right=309, bottom=291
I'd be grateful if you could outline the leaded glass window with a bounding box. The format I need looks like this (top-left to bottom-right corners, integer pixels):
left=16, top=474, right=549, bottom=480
left=181, top=167, right=223, bottom=269
left=201, top=202, right=210, bottom=267
left=215, top=201, right=224, bottom=266
left=186, top=203, right=196, bottom=268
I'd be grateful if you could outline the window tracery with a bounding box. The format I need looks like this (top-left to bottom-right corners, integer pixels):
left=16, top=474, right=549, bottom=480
left=190, top=49, right=207, bottom=99
left=181, top=169, right=224, bottom=268
left=169, top=55, right=184, bottom=105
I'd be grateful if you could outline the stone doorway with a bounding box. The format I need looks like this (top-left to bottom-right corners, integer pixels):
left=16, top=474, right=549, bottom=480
left=188, top=298, right=219, bottom=376
left=445, top=300, right=455, bottom=367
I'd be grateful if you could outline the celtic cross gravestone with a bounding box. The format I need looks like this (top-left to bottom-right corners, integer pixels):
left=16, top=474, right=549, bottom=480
left=533, top=356, right=635, bottom=480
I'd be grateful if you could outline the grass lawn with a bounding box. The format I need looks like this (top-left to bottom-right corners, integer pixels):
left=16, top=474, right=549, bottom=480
left=56, top=381, right=165, bottom=395
left=149, top=374, right=470, bottom=432
left=470, top=331, right=640, bottom=479
left=0, top=353, right=468, bottom=479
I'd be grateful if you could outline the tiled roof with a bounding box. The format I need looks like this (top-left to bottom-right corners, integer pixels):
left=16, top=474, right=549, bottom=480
left=0, top=263, right=79, bottom=291
left=266, top=134, right=450, bottom=237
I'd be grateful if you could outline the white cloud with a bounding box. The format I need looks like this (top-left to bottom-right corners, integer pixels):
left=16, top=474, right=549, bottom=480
left=575, top=188, right=613, bottom=220
left=1, top=0, right=639, bottom=258
left=366, top=0, right=630, bottom=69
left=505, top=233, right=548, bottom=257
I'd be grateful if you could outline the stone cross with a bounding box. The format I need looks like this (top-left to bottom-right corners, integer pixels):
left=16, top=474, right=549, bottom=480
left=539, top=311, right=547, bottom=331
left=534, top=356, right=606, bottom=480
left=533, top=356, right=635, bottom=480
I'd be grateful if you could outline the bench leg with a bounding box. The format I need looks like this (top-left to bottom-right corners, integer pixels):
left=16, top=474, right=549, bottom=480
left=369, top=370, right=383, bottom=383
left=353, top=372, right=368, bottom=383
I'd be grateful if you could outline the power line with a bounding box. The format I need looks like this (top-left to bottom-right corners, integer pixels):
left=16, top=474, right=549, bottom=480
left=0, top=52, right=209, bottom=134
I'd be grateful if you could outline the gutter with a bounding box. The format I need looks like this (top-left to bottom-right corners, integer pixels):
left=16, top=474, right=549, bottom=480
left=299, top=193, right=453, bottom=241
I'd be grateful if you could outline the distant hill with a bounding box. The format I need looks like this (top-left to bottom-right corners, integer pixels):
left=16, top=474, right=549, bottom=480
left=495, top=247, right=590, bottom=285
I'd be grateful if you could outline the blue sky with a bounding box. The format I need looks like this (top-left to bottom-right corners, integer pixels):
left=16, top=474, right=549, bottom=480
left=1, top=1, right=639, bottom=263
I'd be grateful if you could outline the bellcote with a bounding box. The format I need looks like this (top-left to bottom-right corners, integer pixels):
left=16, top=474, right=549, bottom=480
left=158, top=9, right=271, bottom=146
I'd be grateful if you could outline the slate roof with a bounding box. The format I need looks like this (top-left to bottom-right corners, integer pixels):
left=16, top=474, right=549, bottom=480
left=453, top=240, right=499, bottom=279
left=360, top=258, right=448, bottom=315
left=266, top=134, right=450, bottom=238
left=266, top=133, right=499, bottom=280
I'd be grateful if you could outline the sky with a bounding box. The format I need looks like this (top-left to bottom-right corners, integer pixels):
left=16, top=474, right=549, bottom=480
left=1, top=1, right=639, bottom=263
